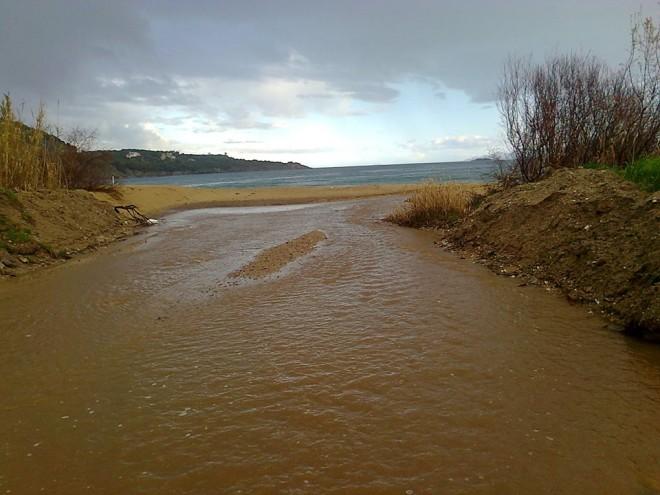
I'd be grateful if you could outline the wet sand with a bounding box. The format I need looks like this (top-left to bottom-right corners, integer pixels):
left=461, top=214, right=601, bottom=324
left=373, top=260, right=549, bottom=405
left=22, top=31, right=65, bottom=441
left=1, top=196, right=660, bottom=494
left=93, top=183, right=419, bottom=216
left=230, top=229, right=327, bottom=279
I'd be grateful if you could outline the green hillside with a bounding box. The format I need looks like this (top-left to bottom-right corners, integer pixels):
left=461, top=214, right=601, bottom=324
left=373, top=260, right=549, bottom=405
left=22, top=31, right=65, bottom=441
left=108, top=149, right=308, bottom=177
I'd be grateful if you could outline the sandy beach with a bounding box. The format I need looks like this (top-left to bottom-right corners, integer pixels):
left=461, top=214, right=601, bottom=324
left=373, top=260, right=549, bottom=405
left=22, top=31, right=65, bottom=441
left=93, top=183, right=419, bottom=217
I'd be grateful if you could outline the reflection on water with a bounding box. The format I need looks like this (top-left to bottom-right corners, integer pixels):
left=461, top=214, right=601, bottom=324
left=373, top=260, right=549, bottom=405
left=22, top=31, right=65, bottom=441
left=1, top=197, right=659, bottom=494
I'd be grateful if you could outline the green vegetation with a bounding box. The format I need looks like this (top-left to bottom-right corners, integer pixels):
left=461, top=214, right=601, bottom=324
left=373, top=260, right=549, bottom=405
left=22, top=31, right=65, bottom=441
left=109, top=149, right=307, bottom=177
left=0, top=187, right=32, bottom=251
left=584, top=156, right=660, bottom=192
left=0, top=220, right=31, bottom=243
left=0, top=212, right=32, bottom=251
left=621, top=156, right=660, bottom=192
left=1, top=186, right=33, bottom=223
left=0, top=186, right=18, bottom=204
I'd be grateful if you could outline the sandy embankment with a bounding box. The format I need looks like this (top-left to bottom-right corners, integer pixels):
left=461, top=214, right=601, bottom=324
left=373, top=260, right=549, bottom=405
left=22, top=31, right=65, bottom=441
left=93, top=183, right=417, bottom=217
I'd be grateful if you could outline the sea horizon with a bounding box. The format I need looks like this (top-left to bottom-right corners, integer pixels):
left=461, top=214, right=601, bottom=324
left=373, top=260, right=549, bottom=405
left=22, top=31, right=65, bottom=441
left=120, top=159, right=499, bottom=188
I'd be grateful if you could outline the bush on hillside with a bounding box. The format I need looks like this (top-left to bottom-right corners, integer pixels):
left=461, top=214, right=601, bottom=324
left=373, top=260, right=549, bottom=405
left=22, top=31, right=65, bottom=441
left=61, top=127, right=112, bottom=190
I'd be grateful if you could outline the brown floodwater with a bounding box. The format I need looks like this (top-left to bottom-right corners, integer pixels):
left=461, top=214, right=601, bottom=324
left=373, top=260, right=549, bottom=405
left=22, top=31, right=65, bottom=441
left=1, top=196, right=660, bottom=495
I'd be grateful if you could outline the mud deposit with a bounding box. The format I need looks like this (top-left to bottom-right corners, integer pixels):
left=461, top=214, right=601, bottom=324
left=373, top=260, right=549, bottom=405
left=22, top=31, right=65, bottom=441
left=1, top=197, right=660, bottom=494
left=231, top=229, right=327, bottom=279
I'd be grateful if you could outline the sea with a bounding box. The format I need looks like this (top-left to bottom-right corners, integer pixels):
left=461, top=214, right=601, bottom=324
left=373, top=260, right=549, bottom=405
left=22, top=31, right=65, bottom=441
left=120, top=160, right=498, bottom=188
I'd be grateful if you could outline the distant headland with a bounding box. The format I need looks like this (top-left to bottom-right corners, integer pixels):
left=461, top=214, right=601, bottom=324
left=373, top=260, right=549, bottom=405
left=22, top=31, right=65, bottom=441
left=107, top=149, right=308, bottom=177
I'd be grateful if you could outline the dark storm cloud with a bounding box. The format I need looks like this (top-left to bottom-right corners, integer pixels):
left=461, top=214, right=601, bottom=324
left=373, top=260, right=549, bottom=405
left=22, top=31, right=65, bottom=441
left=0, top=0, right=152, bottom=98
left=0, top=0, right=655, bottom=148
left=138, top=0, right=651, bottom=101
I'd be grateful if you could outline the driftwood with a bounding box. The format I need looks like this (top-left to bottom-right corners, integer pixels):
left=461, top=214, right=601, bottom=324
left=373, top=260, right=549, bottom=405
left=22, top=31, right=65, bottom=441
left=114, top=205, right=155, bottom=225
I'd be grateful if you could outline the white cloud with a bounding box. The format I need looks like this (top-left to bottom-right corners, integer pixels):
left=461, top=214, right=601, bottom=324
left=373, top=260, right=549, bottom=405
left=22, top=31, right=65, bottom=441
left=432, top=135, right=498, bottom=150
left=399, top=135, right=502, bottom=162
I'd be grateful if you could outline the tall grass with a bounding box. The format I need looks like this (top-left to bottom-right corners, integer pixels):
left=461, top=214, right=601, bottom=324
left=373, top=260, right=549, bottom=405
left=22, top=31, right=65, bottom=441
left=585, top=155, right=660, bottom=192
left=0, top=95, right=63, bottom=190
left=622, top=156, right=660, bottom=192
left=386, top=182, right=483, bottom=228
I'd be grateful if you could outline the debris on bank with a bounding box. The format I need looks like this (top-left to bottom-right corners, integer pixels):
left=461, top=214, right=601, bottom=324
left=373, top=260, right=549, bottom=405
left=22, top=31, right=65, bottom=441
left=445, top=168, right=659, bottom=340
left=114, top=204, right=159, bottom=225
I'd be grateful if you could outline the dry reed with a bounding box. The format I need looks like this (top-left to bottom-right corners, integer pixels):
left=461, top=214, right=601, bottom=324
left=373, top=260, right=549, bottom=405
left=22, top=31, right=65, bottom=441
left=386, top=182, right=483, bottom=228
left=0, top=95, right=63, bottom=190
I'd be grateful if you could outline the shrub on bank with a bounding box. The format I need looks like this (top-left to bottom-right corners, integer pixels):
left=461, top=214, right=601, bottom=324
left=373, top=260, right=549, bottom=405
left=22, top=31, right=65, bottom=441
left=498, top=15, right=659, bottom=184
left=385, top=182, right=482, bottom=228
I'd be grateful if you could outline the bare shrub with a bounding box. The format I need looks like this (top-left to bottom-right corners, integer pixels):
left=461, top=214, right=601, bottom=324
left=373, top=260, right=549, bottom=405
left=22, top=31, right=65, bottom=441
left=487, top=149, right=520, bottom=188
left=386, top=182, right=484, bottom=228
left=499, top=14, right=659, bottom=182
left=61, top=127, right=112, bottom=189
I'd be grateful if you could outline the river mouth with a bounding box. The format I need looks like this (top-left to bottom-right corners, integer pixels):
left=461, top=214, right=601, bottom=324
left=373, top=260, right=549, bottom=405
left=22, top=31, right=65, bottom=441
left=1, top=196, right=659, bottom=494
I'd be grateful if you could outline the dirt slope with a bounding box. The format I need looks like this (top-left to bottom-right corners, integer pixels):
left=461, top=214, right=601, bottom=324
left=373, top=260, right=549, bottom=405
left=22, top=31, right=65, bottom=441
left=447, top=169, right=660, bottom=339
left=0, top=189, right=132, bottom=277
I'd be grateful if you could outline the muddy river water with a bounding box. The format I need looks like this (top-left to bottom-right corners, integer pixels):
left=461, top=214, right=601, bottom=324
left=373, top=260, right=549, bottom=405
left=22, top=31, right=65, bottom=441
left=1, top=197, right=660, bottom=494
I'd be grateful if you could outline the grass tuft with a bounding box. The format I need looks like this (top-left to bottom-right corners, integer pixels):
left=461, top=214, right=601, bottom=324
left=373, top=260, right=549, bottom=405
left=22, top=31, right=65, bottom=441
left=0, top=187, right=19, bottom=203
left=386, top=182, right=483, bottom=228
left=0, top=214, right=32, bottom=243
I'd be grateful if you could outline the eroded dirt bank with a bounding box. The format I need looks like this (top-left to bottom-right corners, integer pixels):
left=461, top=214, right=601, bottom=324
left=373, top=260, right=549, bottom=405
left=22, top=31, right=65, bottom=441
left=0, top=189, right=132, bottom=277
left=443, top=168, right=659, bottom=339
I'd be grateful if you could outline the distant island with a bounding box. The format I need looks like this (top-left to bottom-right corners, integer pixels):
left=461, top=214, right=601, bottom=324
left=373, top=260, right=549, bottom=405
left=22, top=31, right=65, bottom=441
left=467, top=157, right=496, bottom=162
left=107, top=149, right=308, bottom=177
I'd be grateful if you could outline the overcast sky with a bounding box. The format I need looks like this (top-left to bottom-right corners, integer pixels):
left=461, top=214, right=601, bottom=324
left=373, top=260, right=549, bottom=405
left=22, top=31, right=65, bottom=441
left=1, top=1, right=656, bottom=166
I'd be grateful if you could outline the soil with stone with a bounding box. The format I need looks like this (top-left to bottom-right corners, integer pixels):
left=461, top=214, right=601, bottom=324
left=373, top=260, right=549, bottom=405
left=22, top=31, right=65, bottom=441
left=445, top=168, right=659, bottom=340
